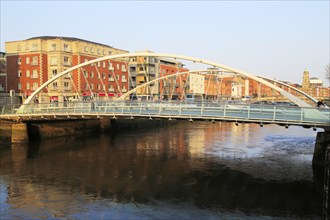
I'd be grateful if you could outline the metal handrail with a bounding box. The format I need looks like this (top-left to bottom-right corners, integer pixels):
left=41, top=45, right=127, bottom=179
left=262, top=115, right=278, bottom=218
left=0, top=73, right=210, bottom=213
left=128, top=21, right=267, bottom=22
left=1, top=101, right=329, bottom=126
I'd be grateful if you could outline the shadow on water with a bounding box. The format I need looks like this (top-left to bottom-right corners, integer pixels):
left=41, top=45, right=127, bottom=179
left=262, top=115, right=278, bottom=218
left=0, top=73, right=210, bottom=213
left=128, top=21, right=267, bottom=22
left=0, top=122, right=324, bottom=219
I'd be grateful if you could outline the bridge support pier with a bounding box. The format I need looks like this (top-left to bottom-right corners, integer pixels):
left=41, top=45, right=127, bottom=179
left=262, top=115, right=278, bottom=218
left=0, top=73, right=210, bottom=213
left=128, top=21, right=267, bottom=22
left=312, top=131, right=330, bottom=171
left=11, top=123, right=29, bottom=143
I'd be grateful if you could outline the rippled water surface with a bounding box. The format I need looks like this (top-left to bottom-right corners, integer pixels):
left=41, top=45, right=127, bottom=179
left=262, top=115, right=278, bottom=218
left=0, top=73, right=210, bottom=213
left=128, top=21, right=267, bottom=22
left=0, top=121, right=324, bottom=219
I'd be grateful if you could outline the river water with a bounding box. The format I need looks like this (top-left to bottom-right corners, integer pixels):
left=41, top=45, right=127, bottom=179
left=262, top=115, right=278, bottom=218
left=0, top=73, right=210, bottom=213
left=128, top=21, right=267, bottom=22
left=0, top=121, right=324, bottom=219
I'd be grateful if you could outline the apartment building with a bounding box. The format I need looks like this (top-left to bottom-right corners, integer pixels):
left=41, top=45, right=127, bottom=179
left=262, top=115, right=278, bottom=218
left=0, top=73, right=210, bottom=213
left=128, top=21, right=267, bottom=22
left=128, top=51, right=189, bottom=100
left=5, top=36, right=129, bottom=102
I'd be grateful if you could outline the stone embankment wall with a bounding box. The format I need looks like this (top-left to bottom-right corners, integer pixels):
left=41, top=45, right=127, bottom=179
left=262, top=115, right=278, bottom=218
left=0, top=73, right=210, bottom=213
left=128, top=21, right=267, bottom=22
left=0, top=118, right=172, bottom=144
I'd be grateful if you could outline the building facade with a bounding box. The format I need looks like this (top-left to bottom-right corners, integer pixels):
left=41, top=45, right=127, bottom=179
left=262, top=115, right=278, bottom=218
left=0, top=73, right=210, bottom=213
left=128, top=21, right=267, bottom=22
left=128, top=52, right=189, bottom=100
left=5, top=36, right=129, bottom=103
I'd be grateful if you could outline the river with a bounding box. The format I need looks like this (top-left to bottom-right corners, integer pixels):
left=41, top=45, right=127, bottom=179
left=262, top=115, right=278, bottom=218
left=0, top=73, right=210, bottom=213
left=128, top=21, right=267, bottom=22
left=0, top=121, right=324, bottom=219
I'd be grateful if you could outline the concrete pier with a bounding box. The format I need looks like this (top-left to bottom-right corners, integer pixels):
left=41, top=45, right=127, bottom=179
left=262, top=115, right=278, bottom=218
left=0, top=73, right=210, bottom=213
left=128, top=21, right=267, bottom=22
left=312, top=131, right=330, bottom=171
left=11, top=123, right=29, bottom=143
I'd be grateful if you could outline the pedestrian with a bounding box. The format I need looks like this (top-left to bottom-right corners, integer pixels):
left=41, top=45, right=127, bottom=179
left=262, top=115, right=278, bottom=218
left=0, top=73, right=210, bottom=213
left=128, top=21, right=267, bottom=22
left=317, top=100, right=324, bottom=108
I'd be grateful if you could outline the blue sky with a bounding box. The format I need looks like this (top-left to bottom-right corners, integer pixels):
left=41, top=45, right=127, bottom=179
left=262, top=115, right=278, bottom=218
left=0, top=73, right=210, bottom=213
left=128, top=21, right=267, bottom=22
left=1, top=0, right=329, bottom=85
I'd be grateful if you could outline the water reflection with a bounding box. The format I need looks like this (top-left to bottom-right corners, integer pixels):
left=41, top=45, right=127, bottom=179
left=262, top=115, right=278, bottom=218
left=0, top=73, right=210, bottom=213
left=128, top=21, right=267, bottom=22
left=0, top=122, right=323, bottom=219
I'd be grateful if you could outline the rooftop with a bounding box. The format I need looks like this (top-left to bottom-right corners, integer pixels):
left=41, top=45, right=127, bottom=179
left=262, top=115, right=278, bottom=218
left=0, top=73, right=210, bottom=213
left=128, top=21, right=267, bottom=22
left=26, top=36, right=116, bottom=49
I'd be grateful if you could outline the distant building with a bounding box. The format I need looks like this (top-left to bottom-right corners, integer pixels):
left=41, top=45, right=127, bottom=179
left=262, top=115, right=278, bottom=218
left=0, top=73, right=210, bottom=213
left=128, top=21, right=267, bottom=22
left=309, top=77, right=323, bottom=88
left=5, top=36, right=129, bottom=102
left=128, top=51, right=189, bottom=100
left=302, top=68, right=310, bottom=89
left=300, top=69, right=329, bottom=101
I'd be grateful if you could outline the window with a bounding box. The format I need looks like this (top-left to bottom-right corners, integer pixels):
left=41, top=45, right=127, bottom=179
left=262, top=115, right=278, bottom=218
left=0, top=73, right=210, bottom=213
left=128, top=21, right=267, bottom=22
left=130, top=66, right=136, bottom=72
left=97, top=84, right=101, bottom=90
left=52, top=69, right=57, bottom=77
left=90, top=83, right=94, bottom=90
left=26, top=82, right=30, bottom=90
left=64, top=56, right=70, bottom=66
left=108, top=51, right=112, bottom=55
left=97, top=62, right=101, bottom=68
left=32, top=56, right=38, bottom=65
left=84, top=58, right=88, bottom=63
left=84, top=46, right=88, bottom=52
left=90, top=71, right=94, bottom=78
left=64, top=44, right=69, bottom=52
left=122, top=64, right=127, bottom=72
left=53, top=82, right=58, bottom=90
left=26, top=57, right=30, bottom=65
left=64, top=82, right=70, bottom=90
left=26, top=70, right=30, bottom=78
left=102, top=50, right=105, bottom=55
left=84, top=83, right=88, bottom=90
left=32, top=82, right=38, bottom=90
left=17, top=45, right=21, bottom=51
left=122, top=85, right=127, bottom=92
left=18, top=82, right=22, bottom=90
left=116, top=63, right=120, bottom=70
left=108, top=62, right=114, bottom=70
left=25, top=44, right=29, bottom=50
left=102, top=73, right=106, bottom=79
left=31, top=43, right=38, bottom=51
left=83, top=70, right=88, bottom=78
left=17, top=58, right=21, bottom=65
left=32, top=69, right=38, bottom=78
left=97, top=49, right=100, bottom=54
left=50, top=56, right=57, bottom=66
left=18, top=70, right=22, bottom=77
left=51, top=43, right=56, bottom=51
left=121, top=75, right=126, bottom=82
left=90, top=47, right=94, bottom=53
left=103, top=61, right=106, bottom=68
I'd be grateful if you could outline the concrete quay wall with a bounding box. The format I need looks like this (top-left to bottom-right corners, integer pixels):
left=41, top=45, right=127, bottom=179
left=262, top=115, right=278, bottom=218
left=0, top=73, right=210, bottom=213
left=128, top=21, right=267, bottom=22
left=0, top=118, right=171, bottom=144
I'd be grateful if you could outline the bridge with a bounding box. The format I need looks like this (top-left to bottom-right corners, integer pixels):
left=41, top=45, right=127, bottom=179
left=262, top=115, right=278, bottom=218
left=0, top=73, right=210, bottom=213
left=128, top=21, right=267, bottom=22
left=0, top=52, right=329, bottom=129
left=1, top=100, right=329, bottom=129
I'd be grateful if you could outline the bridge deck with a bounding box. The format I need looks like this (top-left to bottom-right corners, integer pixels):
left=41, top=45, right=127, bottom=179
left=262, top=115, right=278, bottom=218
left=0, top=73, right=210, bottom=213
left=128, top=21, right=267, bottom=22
left=1, top=101, right=329, bottom=128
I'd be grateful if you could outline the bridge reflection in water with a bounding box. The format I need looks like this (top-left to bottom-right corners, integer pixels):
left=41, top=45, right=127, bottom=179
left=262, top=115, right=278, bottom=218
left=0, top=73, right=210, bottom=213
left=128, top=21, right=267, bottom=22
left=0, top=122, right=323, bottom=219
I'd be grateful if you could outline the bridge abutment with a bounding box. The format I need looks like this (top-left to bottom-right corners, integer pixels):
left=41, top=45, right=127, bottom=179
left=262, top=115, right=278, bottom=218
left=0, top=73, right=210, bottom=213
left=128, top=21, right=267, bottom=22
left=313, top=131, right=330, bottom=171
left=11, top=123, right=29, bottom=143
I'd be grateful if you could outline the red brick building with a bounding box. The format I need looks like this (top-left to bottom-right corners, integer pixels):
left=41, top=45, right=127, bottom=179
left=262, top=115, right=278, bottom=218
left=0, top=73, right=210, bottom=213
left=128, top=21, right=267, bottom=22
left=5, top=36, right=129, bottom=102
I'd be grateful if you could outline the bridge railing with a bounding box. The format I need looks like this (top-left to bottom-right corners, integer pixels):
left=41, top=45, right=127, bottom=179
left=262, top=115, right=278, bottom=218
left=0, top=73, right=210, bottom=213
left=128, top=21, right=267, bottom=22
left=1, top=101, right=329, bottom=126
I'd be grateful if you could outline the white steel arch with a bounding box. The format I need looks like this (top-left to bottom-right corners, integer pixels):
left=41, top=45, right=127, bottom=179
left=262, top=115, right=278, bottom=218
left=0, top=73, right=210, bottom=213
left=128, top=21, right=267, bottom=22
left=21, top=52, right=313, bottom=108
